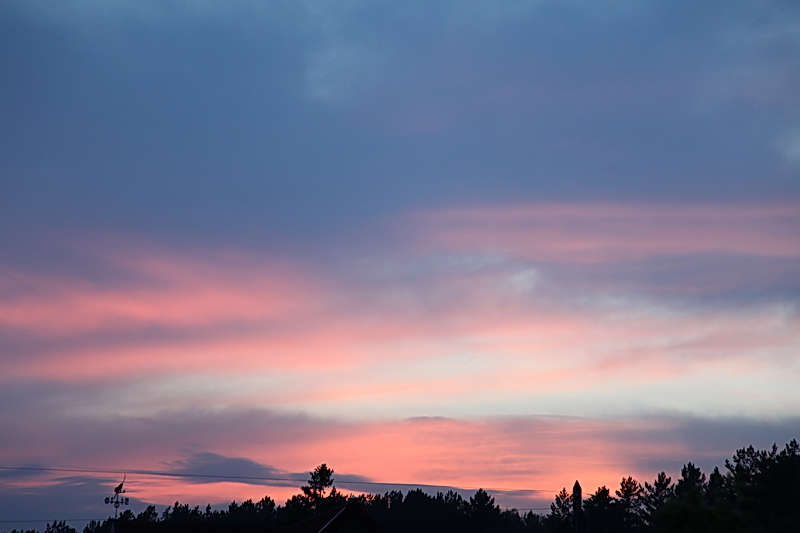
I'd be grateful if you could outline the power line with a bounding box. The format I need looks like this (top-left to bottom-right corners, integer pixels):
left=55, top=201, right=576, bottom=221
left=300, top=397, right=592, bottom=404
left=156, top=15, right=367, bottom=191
left=0, top=509, right=553, bottom=524
left=0, top=466, right=301, bottom=484
left=0, top=519, right=102, bottom=524
left=0, top=465, right=560, bottom=494
left=0, top=466, right=561, bottom=528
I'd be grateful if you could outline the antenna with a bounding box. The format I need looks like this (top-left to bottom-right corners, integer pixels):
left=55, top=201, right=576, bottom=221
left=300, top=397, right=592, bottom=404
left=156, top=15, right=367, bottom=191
left=104, top=475, right=130, bottom=519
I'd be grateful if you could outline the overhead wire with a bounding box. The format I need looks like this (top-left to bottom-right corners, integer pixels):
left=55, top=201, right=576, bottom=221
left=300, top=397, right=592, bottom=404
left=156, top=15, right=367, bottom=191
left=0, top=465, right=560, bottom=525
left=0, top=519, right=102, bottom=524
left=0, top=465, right=561, bottom=494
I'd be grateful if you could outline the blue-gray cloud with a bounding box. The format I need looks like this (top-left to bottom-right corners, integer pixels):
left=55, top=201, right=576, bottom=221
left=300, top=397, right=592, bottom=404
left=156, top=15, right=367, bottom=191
left=1, top=407, right=797, bottom=527
left=1, top=0, right=798, bottom=252
left=163, top=453, right=304, bottom=487
left=0, top=475, right=135, bottom=533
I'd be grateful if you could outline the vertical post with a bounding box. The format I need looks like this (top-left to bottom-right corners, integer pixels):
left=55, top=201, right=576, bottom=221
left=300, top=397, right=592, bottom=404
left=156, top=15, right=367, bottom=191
left=105, top=478, right=129, bottom=520
left=573, top=480, right=582, bottom=533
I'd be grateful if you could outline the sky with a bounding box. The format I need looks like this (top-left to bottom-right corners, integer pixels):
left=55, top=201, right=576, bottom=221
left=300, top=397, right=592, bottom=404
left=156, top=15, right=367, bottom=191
left=1, top=0, right=799, bottom=528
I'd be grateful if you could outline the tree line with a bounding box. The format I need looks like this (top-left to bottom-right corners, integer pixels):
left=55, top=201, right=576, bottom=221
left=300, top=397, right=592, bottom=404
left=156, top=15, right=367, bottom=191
left=13, top=439, right=799, bottom=533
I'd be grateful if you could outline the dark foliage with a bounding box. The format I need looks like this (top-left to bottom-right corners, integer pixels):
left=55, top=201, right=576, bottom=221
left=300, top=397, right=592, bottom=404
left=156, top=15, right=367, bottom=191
left=10, top=522, right=77, bottom=533
left=12, top=441, right=798, bottom=533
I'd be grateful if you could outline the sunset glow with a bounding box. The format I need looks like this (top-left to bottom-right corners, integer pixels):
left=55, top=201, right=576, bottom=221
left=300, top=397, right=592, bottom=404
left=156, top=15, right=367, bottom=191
left=1, top=0, right=798, bottom=529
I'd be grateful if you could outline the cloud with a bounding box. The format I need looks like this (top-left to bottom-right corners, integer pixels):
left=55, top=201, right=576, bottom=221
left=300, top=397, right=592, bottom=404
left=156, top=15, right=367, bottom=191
left=163, top=453, right=303, bottom=487
left=0, top=203, right=797, bottom=519
left=0, top=244, right=320, bottom=337
left=0, top=474, right=139, bottom=533
left=0, top=204, right=797, bottom=422
left=778, top=128, right=800, bottom=164
left=2, top=0, right=797, bottom=255
left=1, top=408, right=797, bottom=522
left=408, top=203, right=800, bottom=263
left=1, top=0, right=798, bottom=524
left=304, top=45, right=380, bottom=102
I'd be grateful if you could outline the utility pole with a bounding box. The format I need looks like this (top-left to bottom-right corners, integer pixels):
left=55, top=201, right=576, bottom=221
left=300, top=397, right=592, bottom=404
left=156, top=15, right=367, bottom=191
left=573, top=480, right=582, bottom=533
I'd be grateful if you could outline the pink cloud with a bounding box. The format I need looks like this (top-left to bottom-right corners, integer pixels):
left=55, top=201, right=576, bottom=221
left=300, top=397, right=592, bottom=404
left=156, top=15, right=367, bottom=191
left=0, top=203, right=797, bottom=434
left=409, top=203, right=800, bottom=262
left=1, top=242, right=796, bottom=422
left=0, top=248, right=322, bottom=335
left=8, top=289, right=794, bottom=393
left=0, top=413, right=745, bottom=509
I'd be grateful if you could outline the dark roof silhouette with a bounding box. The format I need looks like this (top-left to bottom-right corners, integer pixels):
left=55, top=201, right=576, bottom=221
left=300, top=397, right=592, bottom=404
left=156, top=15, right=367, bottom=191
left=283, top=499, right=382, bottom=533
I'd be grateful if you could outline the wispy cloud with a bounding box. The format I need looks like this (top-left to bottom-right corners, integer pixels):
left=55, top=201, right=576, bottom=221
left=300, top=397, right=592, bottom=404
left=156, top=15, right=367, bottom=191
left=2, top=0, right=799, bottom=524
left=1, top=203, right=797, bottom=420
left=409, top=203, right=800, bottom=262
left=2, top=408, right=797, bottom=515
left=0, top=203, right=796, bottom=524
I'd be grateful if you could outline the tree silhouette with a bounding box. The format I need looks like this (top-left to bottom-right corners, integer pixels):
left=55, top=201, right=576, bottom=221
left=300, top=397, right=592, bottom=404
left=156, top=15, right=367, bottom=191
left=615, top=476, right=644, bottom=531
left=676, top=462, right=706, bottom=498
left=546, top=488, right=572, bottom=533
left=468, top=489, right=502, bottom=533
left=44, top=522, right=76, bottom=533
left=724, top=439, right=800, bottom=532
left=305, top=463, right=335, bottom=500
left=31, top=442, right=795, bottom=533
left=583, top=486, right=618, bottom=533
left=641, top=471, right=674, bottom=524
left=283, top=463, right=346, bottom=521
